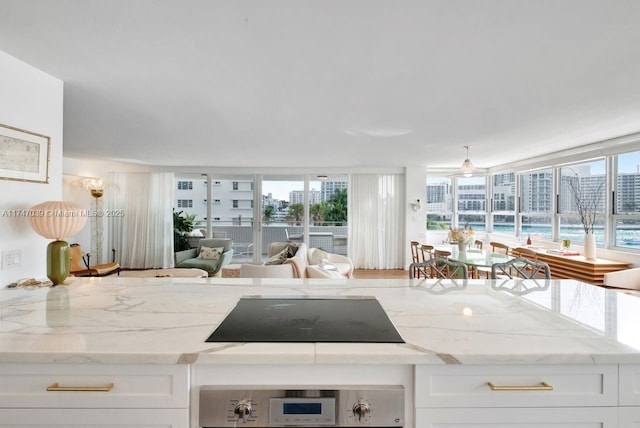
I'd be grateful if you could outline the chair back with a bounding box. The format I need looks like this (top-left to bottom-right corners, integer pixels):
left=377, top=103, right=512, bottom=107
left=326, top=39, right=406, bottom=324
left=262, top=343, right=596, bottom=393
left=474, top=239, right=483, bottom=249
left=409, top=258, right=468, bottom=280
left=490, top=242, right=509, bottom=254
left=197, top=238, right=233, bottom=254
left=434, top=249, right=451, bottom=259
left=420, top=244, right=434, bottom=261
left=410, top=241, right=421, bottom=263
left=69, top=244, right=86, bottom=272
left=491, top=258, right=551, bottom=279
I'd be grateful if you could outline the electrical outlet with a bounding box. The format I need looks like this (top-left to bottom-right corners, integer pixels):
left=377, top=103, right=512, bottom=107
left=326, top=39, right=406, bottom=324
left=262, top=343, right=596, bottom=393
left=1, top=250, right=21, bottom=269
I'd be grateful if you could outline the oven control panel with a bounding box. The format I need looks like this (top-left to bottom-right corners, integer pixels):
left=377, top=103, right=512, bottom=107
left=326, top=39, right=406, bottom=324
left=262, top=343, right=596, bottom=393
left=199, top=386, right=404, bottom=427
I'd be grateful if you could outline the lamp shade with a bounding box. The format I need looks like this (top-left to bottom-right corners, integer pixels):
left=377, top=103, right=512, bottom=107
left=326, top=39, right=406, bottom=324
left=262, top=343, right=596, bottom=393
left=28, top=201, right=87, bottom=240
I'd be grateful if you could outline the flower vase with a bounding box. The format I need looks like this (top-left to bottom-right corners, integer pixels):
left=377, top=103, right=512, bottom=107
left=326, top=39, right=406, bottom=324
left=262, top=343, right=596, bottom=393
left=457, top=240, right=468, bottom=253
left=584, top=233, right=597, bottom=260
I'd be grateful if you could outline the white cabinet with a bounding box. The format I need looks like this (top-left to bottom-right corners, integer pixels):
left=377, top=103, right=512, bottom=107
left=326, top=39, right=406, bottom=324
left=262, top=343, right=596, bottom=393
left=415, top=364, right=618, bottom=427
left=620, top=365, right=640, bottom=428
left=0, top=363, right=189, bottom=428
left=417, top=407, right=617, bottom=427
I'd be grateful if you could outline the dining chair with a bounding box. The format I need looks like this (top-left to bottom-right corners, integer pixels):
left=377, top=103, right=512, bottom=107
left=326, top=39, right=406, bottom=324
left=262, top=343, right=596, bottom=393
left=410, top=241, right=422, bottom=278
left=433, top=249, right=451, bottom=259
left=473, top=239, right=483, bottom=249
left=409, top=258, right=468, bottom=280
left=490, top=242, right=509, bottom=254
left=491, top=258, right=551, bottom=279
left=420, top=244, right=434, bottom=262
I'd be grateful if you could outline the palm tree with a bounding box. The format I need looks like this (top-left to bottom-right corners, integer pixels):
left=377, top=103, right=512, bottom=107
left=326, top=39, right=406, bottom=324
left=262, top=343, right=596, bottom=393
left=286, top=203, right=304, bottom=226
left=263, top=205, right=276, bottom=224
left=310, top=202, right=329, bottom=225
left=327, top=188, right=348, bottom=225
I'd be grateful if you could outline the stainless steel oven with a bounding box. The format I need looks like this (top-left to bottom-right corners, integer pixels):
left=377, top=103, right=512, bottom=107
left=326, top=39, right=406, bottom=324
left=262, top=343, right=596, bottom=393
left=199, top=385, right=404, bottom=427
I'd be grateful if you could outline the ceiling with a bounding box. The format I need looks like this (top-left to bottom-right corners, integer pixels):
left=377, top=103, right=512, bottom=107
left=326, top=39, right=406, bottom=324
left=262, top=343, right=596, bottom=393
left=2, top=0, right=640, bottom=170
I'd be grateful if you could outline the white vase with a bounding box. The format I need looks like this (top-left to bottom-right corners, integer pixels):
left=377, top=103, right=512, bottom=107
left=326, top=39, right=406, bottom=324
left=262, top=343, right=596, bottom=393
left=457, top=240, right=467, bottom=252
left=584, top=233, right=597, bottom=260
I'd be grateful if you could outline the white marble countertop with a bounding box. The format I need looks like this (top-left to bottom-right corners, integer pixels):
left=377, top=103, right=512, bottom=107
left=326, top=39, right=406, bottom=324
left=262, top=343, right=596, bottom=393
left=1, top=277, right=640, bottom=366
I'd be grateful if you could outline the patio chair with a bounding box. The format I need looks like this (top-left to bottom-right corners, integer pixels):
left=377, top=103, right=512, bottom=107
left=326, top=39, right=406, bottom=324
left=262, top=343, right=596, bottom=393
left=409, top=257, right=468, bottom=280
left=491, top=257, right=551, bottom=279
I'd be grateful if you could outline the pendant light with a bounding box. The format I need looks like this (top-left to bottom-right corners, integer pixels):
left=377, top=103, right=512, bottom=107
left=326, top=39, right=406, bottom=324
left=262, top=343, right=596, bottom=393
left=460, top=145, right=475, bottom=177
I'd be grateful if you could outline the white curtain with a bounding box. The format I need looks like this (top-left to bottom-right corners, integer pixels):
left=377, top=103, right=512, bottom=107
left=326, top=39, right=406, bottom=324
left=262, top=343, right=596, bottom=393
left=107, top=172, right=175, bottom=269
left=349, top=174, right=404, bottom=269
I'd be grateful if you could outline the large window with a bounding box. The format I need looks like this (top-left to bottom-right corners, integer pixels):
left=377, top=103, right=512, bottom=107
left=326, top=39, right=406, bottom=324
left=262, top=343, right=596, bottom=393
left=492, top=173, right=515, bottom=233
left=558, top=160, right=606, bottom=244
left=426, top=177, right=452, bottom=230
left=262, top=175, right=348, bottom=258
left=519, top=169, right=553, bottom=241
left=615, top=150, right=640, bottom=247
left=457, top=176, right=487, bottom=230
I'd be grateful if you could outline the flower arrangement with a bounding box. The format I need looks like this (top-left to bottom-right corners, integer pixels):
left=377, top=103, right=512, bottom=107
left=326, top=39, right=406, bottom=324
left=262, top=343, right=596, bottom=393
left=448, top=224, right=475, bottom=244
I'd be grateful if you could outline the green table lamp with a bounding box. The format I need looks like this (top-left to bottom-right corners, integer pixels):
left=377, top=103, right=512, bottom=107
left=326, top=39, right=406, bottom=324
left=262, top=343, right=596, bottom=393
left=28, top=201, right=87, bottom=285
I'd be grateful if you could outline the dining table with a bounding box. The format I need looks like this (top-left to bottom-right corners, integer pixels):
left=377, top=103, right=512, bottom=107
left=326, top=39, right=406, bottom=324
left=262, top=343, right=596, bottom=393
left=434, top=245, right=514, bottom=279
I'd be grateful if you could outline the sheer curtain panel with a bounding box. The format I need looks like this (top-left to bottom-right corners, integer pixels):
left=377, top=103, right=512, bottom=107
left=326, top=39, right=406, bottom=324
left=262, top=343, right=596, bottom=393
left=108, top=172, right=175, bottom=269
left=349, top=174, right=404, bottom=269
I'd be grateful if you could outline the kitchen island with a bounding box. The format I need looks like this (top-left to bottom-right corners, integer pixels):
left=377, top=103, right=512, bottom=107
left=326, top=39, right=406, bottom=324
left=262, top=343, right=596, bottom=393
left=1, top=277, right=640, bottom=427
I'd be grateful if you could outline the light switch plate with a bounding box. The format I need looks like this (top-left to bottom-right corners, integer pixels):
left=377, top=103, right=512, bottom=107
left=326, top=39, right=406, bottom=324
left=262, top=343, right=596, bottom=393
left=1, top=250, right=21, bottom=269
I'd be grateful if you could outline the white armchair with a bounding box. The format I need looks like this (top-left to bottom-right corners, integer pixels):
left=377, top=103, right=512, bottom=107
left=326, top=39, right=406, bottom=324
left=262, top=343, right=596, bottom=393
left=308, top=247, right=354, bottom=278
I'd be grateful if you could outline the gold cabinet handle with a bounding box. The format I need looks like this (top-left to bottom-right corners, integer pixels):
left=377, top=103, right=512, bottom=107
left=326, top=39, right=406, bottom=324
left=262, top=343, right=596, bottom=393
left=487, top=381, right=553, bottom=391
left=46, top=382, right=114, bottom=392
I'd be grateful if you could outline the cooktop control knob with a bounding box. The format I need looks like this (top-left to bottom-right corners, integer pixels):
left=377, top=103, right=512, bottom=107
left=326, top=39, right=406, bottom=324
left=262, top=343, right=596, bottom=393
left=234, top=400, right=253, bottom=423
left=352, top=400, right=371, bottom=422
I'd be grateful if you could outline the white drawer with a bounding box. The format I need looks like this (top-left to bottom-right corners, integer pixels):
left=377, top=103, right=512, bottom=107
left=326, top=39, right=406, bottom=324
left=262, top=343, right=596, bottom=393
left=0, top=408, right=188, bottom=427
left=415, top=365, right=618, bottom=408
left=416, top=407, right=618, bottom=427
left=620, top=365, right=640, bottom=406
left=618, top=406, right=640, bottom=428
left=0, top=363, right=189, bottom=409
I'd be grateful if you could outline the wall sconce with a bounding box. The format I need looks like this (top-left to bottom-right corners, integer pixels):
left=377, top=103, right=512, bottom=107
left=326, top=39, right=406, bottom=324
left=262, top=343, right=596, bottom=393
left=87, top=179, right=104, bottom=198
left=410, top=199, right=421, bottom=212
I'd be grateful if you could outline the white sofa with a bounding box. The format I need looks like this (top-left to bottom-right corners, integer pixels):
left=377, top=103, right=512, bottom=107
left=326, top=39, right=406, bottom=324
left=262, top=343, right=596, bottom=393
left=239, top=242, right=354, bottom=278
left=603, top=268, right=640, bottom=290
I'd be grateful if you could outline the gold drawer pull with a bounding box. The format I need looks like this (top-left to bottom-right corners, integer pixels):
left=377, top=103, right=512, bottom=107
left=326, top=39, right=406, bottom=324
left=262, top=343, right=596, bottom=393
left=487, top=381, right=553, bottom=391
left=46, top=382, right=114, bottom=392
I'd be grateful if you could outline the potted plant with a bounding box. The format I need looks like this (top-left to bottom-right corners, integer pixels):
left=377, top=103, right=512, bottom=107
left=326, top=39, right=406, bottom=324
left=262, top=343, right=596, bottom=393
left=567, top=171, right=605, bottom=260
left=173, top=209, right=196, bottom=252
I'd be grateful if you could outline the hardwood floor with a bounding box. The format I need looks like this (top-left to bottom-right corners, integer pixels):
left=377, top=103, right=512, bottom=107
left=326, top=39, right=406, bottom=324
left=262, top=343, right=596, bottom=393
left=352, top=269, right=408, bottom=279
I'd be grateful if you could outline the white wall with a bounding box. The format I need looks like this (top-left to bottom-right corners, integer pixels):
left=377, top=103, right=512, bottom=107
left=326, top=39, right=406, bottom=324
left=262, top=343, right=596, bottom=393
left=0, top=51, right=63, bottom=285
left=405, top=166, right=427, bottom=269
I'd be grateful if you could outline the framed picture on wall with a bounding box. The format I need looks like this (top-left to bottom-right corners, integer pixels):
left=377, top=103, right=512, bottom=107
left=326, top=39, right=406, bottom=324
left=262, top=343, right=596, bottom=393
left=0, top=123, right=50, bottom=184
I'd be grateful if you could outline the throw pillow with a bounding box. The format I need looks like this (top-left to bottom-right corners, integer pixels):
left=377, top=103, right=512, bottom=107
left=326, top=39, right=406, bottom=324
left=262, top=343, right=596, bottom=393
left=199, top=246, right=224, bottom=260
left=264, top=247, right=289, bottom=265
left=308, top=248, right=329, bottom=265
left=285, top=243, right=301, bottom=257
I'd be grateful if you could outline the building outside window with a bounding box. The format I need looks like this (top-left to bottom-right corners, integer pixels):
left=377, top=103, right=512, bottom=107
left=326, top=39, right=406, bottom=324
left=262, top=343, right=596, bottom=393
left=177, top=199, right=192, bottom=208
left=177, top=181, right=193, bottom=190
left=615, top=150, right=640, bottom=248
left=558, top=160, right=606, bottom=244
left=232, top=199, right=238, bottom=208
left=457, top=176, right=487, bottom=230
left=492, top=172, right=516, bottom=233
left=519, top=169, right=553, bottom=241
left=426, top=177, right=452, bottom=230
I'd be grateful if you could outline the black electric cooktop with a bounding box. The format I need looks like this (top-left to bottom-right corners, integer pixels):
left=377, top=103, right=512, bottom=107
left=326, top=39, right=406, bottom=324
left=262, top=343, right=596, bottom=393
left=205, top=296, right=404, bottom=343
